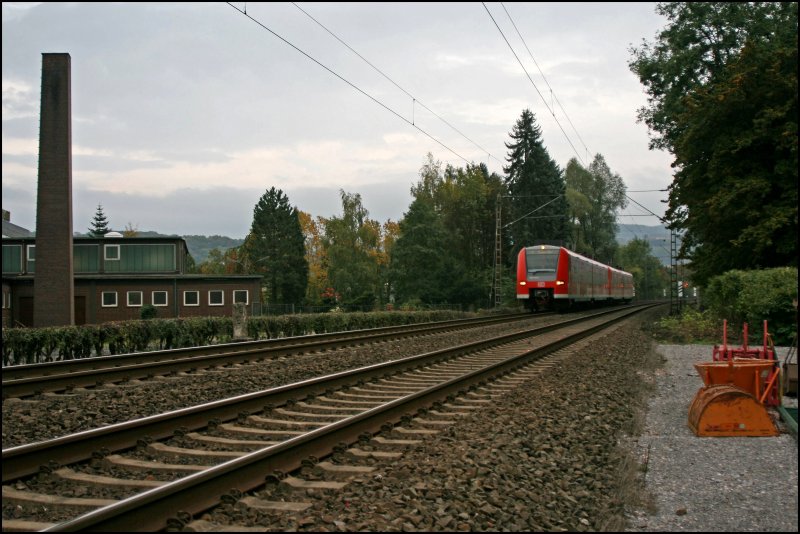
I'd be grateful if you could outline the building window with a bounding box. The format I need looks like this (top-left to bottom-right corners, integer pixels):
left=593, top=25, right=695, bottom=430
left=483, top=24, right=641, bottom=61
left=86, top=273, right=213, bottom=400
left=127, top=291, right=143, bottom=307
left=102, top=291, right=118, bottom=307
left=233, top=290, right=249, bottom=305
left=209, top=290, right=224, bottom=306
left=183, top=290, right=199, bottom=306
left=26, top=245, right=36, bottom=262
left=152, top=291, right=168, bottom=307
left=104, top=244, right=120, bottom=261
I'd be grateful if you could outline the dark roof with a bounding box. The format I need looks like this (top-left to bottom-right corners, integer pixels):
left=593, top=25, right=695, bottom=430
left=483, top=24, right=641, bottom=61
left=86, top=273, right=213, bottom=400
left=2, top=219, right=34, bottom=238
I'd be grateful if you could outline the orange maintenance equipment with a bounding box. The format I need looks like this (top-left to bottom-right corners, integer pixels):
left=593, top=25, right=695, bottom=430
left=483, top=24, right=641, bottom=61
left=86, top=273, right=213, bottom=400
left=712, top=320, right=781, bottom=406
left=688, top=321, right=780, bottom=437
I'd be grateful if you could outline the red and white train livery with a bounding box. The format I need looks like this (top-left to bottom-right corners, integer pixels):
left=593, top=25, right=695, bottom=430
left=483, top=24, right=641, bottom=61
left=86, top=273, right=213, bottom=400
left=516, top=245, right=634, bottom=311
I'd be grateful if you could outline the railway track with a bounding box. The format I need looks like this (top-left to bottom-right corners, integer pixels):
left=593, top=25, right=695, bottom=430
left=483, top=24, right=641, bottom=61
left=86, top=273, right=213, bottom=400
left=2, top=304, right=653, bottom=531
left=2, top=313, right=537, bottom=399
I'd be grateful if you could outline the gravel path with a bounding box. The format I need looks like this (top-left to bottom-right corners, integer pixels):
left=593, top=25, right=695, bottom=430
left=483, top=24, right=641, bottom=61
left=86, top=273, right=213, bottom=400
left=624, top=344, right=798, bottom=532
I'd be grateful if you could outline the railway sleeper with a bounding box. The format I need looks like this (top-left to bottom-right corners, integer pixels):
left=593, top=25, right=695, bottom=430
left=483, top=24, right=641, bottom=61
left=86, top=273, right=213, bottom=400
left=183, top=519, right=268, bottom=532
left=102, top=454, right=209, bottom=473
left=52, top=467, right=164, bottom=489
left=2, top=486, right=116, bottom=510
left=0, top=519, right=59, bottom=532
left=217, top=423, right=304, bottom=437
left=245, top=415, right=327, bottom=428
left=146, top=442, right=245, bottom=460
left=184, top=432, right=280, bottom=450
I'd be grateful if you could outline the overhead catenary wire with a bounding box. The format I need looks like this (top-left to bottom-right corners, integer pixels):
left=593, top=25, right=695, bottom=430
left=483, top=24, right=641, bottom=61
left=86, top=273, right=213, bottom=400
left=291, top=2, right=500, bottom=166
left=500, top=2, right=591, bottom=162
left=482, top=2, right=586, bottom=167
left=489, top=3, right=670, bottom=225
left=225, top=2, right=470, bottom=164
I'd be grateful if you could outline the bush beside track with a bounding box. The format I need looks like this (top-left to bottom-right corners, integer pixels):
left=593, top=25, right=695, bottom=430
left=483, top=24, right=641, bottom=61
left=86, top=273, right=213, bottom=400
left=1, top=310, right=478, bottom=366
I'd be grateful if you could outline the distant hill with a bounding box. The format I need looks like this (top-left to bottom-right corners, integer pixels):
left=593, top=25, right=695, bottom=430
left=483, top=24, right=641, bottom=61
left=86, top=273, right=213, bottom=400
left=182, top=234, right=245, bottom=264
left=616, top=223, right=675, bottom=266
left=73, top=230, right=244, bottom=264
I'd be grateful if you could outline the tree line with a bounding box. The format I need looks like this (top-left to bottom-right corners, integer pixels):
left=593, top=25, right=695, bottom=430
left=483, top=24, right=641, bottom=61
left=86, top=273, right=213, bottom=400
left=204, top=0, right=800, bottom=312
left=195, top=108, right=669, bottom=310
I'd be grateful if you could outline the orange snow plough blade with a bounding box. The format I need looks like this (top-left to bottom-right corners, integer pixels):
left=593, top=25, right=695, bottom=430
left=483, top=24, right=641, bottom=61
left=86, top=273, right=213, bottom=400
left=688, top=383, right=778, bottom=437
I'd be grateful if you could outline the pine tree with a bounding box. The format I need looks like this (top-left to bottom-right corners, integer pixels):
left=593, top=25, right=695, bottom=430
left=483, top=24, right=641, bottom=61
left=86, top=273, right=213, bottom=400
left=88, top=204, right=110, bottom=236
left=244, top=187, right=308, bottom=306
left=503, top=109, right=569, bottom=258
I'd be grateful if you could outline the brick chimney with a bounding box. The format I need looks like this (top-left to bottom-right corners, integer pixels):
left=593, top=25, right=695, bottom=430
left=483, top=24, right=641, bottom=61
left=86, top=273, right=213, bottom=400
left=33, top=53, right=74, bottom=327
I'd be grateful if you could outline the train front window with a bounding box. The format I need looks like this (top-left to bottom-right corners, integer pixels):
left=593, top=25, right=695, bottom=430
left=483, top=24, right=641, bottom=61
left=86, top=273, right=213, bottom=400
left=526, top=249, right=559, bottom=280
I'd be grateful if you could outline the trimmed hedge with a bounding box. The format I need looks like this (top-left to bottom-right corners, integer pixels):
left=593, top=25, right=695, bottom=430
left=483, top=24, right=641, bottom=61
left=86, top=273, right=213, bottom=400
left=2, top=310, right=471, bottom=366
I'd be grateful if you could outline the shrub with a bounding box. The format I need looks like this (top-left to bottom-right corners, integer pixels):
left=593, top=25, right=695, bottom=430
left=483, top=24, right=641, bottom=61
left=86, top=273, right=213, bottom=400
left=140, top=304, right=157, bottom=320
left=703, top=267, right=797, bottom=344
left=651, top=306, right=721, bottom=344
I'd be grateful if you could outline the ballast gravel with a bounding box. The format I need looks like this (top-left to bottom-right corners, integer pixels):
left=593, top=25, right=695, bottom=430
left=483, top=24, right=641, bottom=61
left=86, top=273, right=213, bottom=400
left=624, top=344, right=797, bottom=532
left=3, top=311, right=797, bottom=532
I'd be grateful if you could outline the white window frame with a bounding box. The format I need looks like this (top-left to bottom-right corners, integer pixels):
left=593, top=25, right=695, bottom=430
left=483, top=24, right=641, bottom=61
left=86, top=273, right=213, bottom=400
left=26, top=244, right=35, bottom=262
left=101, top=291, right=118, bottom=307
left=233, top=290, right=249, bottom=305
left=208, top=290, right=224, bottom=306
left=127, top=291, right=143, bottom=307
left=152, top=291, right=168, bottom=307
left=183, top=290, right=200, bottom=307
left=104, top=244, right=120, bottom=261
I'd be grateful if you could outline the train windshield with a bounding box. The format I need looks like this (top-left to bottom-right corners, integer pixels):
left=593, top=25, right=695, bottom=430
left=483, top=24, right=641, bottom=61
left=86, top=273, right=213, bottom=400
left=526, top=248, right=559, bottom=279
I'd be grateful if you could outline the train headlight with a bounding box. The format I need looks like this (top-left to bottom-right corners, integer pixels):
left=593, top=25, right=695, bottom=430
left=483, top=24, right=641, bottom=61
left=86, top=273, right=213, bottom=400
left=519, top=281, right=527, bottom=286
left=555, top=280, right=565, bottom=285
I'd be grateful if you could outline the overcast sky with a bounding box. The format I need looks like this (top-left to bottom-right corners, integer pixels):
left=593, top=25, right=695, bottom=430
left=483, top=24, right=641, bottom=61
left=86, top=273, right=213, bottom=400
left=3, top=2, right=673, bottom=239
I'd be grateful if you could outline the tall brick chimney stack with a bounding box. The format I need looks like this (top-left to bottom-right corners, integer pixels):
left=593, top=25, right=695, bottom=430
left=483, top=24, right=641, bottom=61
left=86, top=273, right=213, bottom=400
left=33, top=53, right=74, bottom=327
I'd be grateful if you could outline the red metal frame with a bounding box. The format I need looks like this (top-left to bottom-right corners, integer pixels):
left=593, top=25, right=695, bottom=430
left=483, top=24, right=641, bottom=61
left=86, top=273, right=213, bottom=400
left=712, top=320, right=781, bottom=406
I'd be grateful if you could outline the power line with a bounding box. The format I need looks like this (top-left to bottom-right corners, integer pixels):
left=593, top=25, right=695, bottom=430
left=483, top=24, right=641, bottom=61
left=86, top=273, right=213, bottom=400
left=291, top=2, right=500, bottom=166
left=482, top=2, right=586, bottom=167
left=225, top=2, right=469, bottom=164
left=625, top=193, right=665, bottom=223
left=500, top=2, right=590, bottom=162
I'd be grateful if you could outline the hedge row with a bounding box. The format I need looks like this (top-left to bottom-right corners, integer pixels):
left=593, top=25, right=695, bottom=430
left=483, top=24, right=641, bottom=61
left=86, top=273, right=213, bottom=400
left=2, top=310, right=471, bottom=366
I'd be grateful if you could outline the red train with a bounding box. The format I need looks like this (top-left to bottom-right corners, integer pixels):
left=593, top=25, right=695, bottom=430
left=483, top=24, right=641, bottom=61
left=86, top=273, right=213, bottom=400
left=516, top=245, right=634, bottom=311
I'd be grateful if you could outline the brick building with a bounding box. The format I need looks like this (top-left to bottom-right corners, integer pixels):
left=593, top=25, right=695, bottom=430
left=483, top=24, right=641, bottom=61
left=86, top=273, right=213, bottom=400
left=2, top=234, right=261, bottom=327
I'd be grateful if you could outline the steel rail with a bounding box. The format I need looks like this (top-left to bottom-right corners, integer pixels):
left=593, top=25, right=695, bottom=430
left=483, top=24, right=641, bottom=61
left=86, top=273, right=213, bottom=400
left=3, top=308, right=608, bottom=482
left=2, top=313, right=536, bottom=398
left=1, top=307, right=630, bottom=482
left=44, top=304, right=652, bottom=531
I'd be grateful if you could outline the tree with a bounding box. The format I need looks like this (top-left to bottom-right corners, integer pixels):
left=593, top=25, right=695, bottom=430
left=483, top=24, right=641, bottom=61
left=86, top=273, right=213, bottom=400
left=565, top=155, right=627, bottom=265
left=195, top=247, right=242, bottom=275
left=629, top=2, right=798, bottom=285
left=88, top=204, right=110, bottom=236
left=617, top=238, right=669, bottom=301
left=390, top=196, right=452, bottom=305
left=323, top=191, right=382, bottom=307
left=299, top=211, right=329, bottom=306
left=395, top=154, right=509, bottom=308
left=503, top=109, right=569, bottom=257
left=243, top=187, right=308, bottom=306
left=122, top=222, right=139, bottom=238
